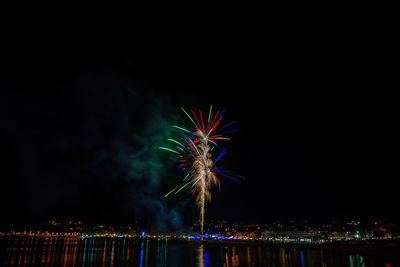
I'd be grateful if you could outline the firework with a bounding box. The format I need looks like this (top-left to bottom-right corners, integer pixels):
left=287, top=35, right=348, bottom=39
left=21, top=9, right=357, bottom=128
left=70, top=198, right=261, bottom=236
left=159, top=105, right=243, bottom=238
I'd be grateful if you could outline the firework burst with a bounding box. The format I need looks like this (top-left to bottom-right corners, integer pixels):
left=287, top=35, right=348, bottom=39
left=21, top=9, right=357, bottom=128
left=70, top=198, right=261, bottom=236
left=159, top=105, right=243, bottom=237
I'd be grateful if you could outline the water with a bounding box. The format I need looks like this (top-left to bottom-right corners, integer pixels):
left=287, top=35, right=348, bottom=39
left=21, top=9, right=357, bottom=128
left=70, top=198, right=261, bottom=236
left=0, top=237, right=399, bottom=266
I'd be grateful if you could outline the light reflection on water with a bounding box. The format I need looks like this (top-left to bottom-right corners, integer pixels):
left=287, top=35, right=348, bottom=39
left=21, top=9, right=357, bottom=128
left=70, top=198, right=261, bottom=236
left=0, top=237, right=398, bottom=266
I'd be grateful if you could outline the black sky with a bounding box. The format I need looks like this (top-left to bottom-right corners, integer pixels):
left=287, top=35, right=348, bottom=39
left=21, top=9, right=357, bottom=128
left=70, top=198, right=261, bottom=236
left=1, top=13, right=397, bottom=230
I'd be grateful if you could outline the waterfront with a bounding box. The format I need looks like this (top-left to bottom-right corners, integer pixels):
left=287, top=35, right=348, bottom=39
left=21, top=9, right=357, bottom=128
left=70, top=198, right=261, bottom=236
left=1, top=237, right=399, bottom=266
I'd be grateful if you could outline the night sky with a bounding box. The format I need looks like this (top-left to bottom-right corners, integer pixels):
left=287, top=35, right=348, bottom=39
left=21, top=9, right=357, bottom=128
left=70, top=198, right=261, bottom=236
left=1, top=14, right=397, bottom=230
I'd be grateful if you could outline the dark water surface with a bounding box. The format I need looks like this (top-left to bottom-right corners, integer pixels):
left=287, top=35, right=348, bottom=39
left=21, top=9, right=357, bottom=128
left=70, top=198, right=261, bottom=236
left=0, top=237, right=399, bottom=266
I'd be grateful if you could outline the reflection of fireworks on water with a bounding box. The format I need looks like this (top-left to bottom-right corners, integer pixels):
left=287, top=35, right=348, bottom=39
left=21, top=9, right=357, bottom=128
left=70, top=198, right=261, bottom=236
left=159, top=105, right=243, bottom=237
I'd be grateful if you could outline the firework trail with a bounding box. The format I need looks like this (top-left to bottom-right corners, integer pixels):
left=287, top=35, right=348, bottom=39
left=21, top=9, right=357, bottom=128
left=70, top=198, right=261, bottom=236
left=159, top=105, right=243, bottom=237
